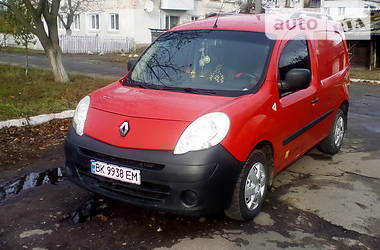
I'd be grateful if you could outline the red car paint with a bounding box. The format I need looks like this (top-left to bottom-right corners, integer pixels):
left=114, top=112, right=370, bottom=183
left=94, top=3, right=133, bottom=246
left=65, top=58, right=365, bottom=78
left=83, top=14, right=350, bottom=176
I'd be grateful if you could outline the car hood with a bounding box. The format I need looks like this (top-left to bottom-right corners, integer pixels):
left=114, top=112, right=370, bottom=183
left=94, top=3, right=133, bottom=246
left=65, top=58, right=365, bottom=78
left=84, top=82, right=237, bottom=150
left=90, top=82, right=235, bottom=122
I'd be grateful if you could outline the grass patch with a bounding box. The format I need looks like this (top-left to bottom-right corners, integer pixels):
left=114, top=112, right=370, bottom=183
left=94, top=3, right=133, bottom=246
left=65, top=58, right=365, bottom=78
left=0, top=45, right=149, bottom=64
left=0, top=46, right=45, bottom=55
left=350, top=68, right=380, bottom=81
left=0, top=64, right=117, bottom=121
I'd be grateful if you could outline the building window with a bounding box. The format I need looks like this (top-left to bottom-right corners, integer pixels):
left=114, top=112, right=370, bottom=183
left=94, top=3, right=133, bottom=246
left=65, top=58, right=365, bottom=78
left=73, top=14, right=80, bottom=30
left=338, top=7, right=346, bottom=17
left=90, top=14, right=100, bottom=30
left=191, top=16, right=198, bottom=21
left=165, top=15, right=180, bottom=29
left=110, top=13, right=120, bottom=31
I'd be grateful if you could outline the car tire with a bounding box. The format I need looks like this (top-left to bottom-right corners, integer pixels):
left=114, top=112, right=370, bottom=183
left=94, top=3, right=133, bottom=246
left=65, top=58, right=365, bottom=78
left=317, top=109, right=346, bottom=155
left=224, top=150, right=270, bottom=221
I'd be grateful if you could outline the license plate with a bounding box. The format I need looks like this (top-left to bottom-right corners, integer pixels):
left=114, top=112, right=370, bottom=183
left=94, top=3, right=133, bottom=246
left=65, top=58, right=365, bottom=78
left=90, top=160, right=141, bottom=185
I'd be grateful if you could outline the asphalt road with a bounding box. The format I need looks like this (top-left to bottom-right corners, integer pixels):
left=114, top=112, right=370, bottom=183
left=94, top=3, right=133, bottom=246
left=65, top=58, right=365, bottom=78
left=0, top=52, right=126, bottom=79
left=0, top=80, right=379, bottom=248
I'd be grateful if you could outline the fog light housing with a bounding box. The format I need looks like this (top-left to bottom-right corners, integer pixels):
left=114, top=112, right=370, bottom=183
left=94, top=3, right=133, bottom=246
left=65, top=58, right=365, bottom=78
left=181, top=190, right=199, bottom=207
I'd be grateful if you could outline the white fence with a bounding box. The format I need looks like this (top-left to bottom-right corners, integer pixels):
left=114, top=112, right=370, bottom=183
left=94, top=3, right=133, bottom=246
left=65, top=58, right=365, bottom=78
left=0, top=33, right=136, bottom=54
left=59, top=36, right=135, bottom=54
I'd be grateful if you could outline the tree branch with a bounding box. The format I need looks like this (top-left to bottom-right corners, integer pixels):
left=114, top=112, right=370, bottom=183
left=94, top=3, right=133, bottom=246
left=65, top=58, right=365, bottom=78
left=22, top=0, right=38, bottom=19
left=1, top=1, right=37, bottom=34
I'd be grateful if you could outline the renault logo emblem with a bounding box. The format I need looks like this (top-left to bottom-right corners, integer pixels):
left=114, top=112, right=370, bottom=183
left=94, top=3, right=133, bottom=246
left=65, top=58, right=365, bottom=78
left=119, top=121, right=129, bottom=137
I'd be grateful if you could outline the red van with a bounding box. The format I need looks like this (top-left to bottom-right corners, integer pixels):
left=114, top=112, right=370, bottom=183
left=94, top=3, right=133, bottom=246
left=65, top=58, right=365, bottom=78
left=65, top=14, right=350, bottom=221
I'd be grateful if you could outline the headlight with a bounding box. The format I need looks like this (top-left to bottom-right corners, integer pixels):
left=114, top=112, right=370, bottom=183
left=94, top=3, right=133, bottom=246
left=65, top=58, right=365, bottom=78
left=174, top=112, right=230, bottom=155
left=73, top=96, right=90, bottom=136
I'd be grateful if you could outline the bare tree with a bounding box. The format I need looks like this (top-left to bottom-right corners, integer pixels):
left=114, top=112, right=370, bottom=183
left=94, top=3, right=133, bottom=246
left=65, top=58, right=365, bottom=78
left=0, top=0, right=69, bottom=83
left=59, top=0, right=100, bottom=36
left=14, top=30, right=36, bottom=76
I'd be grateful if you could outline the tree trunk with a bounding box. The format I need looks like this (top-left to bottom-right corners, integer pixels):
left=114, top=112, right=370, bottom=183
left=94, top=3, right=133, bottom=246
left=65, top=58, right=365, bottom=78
left=2, top=34, right=7, bottom=47
left=285, top=0, right=291, bottom=8
left=25, top=43, right=29, bottom=76
left=1, top=0, right=70, bottom=83
left=45, top=46, right=70, bottom=83
left=65, top=28, right=72, bottom=36
left=255, top=0, right=263, bottom=14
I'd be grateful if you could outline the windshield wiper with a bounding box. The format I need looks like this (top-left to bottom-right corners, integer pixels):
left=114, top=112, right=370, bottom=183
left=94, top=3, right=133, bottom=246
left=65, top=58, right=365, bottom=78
left=125, top=78, right=148, bottom=89
left=183, top=88, right=217, bottom=95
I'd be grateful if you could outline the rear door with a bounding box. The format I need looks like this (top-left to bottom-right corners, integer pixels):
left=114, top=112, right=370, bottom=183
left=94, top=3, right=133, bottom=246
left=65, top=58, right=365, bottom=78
left=275, top=36, right=319, bottom=168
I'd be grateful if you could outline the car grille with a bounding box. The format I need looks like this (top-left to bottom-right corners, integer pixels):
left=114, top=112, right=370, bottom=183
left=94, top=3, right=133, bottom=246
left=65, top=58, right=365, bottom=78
left=75, top=148, right=170, bottom=203
left=75, top=164, right=171, bottom=203
left=79, top=147, right=165, bottom=170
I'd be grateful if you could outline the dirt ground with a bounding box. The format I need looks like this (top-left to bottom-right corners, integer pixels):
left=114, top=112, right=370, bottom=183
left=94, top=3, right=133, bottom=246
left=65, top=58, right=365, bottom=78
left=0, top=119, right=70, bottom=183
left=0, top=83, right=379, bottom=250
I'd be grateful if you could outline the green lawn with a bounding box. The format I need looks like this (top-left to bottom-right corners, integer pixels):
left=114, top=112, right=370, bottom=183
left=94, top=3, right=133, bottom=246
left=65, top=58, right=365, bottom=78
left=350, top=68, right=380, bottom=81
left=0, top=64, right=117, bottom=121
left=0, top=46, right=45, bottom=55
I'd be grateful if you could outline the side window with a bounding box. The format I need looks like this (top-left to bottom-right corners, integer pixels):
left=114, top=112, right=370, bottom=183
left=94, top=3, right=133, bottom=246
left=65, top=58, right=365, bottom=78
left=279, top=39, right=311, bottom=81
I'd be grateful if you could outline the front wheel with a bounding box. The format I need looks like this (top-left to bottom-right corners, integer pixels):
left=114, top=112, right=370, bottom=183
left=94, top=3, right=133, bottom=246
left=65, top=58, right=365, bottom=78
left=317, top=109, right=346, bottom=155
left=224, top=150, right=270, bottom=221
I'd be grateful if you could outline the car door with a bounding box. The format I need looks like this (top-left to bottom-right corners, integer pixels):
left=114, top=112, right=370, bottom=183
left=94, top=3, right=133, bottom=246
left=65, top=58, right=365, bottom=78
left=308, top=31, right=349, bottom=143
left=275, top=37, right=319, bottom=169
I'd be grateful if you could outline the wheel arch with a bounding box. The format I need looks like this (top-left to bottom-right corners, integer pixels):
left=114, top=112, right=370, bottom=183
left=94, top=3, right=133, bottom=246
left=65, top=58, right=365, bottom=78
left=340, top=100, right=349, bottom=129
left=252, top=140, right=275, bottom=186
left=340, top=100, right=349, bottom=114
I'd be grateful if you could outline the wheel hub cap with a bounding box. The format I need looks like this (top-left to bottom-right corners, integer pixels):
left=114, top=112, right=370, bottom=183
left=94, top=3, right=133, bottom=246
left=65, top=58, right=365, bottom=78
left=244, top=162, right=266, bottom=211
left=334, top=117, right=344, bottom=147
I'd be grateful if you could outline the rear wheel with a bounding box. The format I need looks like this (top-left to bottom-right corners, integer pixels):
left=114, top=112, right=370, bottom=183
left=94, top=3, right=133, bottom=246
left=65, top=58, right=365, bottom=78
left=224, top=150, right=269, bottom=221
left=318, top=109, right=346, bottom=155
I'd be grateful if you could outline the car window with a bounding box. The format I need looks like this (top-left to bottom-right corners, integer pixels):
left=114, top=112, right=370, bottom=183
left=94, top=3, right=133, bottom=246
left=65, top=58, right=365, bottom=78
left=278, top=39, right=311, bottom=82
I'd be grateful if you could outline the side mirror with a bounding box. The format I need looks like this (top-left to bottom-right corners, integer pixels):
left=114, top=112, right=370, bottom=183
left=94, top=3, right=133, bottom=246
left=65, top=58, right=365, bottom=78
left=278, top=69, right=311, bottom=93
left=127, top=59, right=137, bottom=71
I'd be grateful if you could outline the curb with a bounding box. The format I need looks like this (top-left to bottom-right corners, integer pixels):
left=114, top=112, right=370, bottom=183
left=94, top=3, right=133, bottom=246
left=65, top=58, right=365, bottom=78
left=0, top=110, right=74, bottom=129
left=351, top=78, right=380, bottom=85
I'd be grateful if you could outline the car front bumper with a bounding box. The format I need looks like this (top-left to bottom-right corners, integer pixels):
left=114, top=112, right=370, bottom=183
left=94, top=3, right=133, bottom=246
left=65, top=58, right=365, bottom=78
left=64, top=127, right=242, bottom=216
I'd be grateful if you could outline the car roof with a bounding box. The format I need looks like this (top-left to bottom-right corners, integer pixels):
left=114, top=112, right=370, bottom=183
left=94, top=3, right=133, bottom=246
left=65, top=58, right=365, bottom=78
left=170, top=14, right=344, bottom=39
left=171, top=14, right=269, bottom=33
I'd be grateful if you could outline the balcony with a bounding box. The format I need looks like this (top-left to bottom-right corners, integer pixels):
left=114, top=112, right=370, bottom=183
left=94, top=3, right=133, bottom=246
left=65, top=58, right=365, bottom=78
left=161, top=0, right=194, bottom=11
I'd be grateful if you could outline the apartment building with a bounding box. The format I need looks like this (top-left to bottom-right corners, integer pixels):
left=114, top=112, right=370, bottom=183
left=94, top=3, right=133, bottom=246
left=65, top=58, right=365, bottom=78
left=59, top=0, right=239, bottom=44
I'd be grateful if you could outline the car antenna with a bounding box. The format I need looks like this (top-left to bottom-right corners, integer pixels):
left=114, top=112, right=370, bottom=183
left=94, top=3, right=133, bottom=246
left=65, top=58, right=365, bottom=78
left=213, top=0, right=225, bottom=28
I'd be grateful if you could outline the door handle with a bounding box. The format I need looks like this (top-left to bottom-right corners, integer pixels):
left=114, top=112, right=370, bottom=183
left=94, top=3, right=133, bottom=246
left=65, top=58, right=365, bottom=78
left=311, top=98, right=320, bottom=104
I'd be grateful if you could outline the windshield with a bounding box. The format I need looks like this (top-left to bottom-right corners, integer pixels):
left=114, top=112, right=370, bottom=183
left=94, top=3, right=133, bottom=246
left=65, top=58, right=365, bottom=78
left=128, top=30, right=274, bottom=96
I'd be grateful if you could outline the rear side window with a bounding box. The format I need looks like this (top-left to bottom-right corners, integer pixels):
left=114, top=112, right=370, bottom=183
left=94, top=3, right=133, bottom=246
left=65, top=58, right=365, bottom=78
left=279, top=39, right=311, bottom=81
left=315, top=32, right=347, bottom=80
